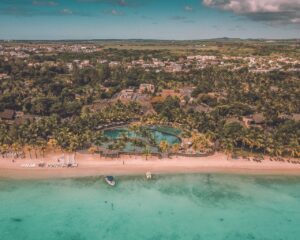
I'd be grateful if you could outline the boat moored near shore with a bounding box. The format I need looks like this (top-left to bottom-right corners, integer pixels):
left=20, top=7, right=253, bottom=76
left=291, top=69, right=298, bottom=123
left=104, top=176, right=116, bottom=186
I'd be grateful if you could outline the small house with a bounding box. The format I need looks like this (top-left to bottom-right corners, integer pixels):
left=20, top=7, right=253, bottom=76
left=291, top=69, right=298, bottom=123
left=0, top=109, right=15, bottom=120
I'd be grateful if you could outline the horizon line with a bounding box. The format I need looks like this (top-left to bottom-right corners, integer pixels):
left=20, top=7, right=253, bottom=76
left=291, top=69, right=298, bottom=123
left=1, top=37, right=300, bottom=42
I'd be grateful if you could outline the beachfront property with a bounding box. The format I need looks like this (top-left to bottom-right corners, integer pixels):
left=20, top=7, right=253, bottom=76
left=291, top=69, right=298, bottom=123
left=0, top=40, right=299, bottom=166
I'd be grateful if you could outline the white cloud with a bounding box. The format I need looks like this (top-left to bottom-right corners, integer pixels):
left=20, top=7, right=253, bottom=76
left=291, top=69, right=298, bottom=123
left=203, top=0, right=300, bottom=24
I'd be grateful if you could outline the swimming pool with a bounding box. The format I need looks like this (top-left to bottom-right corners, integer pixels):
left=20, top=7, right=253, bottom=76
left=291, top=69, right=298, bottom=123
left=102, top=126, right=181, bottom=153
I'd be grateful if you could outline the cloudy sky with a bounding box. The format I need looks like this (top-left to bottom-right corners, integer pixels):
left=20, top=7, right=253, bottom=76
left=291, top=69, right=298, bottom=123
left=0, top=0, right=299, bottom=39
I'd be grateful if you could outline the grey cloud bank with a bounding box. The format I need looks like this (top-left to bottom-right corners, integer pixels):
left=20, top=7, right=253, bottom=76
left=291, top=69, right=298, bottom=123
left=203, top=0, right=300, bottom=24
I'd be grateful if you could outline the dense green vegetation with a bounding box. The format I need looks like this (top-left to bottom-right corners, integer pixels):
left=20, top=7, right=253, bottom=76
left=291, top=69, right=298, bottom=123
left=0, top=41, right=299, bottom=157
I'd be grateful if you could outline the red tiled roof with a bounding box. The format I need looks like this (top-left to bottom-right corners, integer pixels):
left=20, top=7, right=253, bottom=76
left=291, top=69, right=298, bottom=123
left=0, top=109, right=15, bottom=120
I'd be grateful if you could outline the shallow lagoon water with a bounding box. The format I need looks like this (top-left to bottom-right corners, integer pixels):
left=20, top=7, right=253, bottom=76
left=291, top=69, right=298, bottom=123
left=1, top=174, right=300, bottom=240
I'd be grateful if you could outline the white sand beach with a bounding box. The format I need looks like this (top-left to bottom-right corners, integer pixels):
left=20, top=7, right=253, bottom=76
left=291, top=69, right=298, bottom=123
left=0, top=151, right=300, bottom=179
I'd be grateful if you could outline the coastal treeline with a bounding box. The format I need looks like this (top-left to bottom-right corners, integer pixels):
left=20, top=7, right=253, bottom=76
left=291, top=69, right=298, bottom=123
left=0, top=102, right=139, bottom=154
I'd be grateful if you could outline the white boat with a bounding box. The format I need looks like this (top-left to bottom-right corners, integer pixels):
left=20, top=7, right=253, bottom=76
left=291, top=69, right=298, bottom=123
left=104, top=176, right=116, bottom=186
left=146, top=172, right=152, bottom=180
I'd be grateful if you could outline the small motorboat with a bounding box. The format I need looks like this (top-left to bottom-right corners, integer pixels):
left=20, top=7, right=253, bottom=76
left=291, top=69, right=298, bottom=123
left=146, top=172, right=152, bottom=180
left=104, top=176, right=116, bottom=186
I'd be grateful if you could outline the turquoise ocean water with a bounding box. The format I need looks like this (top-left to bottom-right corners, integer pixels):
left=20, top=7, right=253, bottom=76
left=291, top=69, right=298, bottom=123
left=1, top=174, right=300, bottom=240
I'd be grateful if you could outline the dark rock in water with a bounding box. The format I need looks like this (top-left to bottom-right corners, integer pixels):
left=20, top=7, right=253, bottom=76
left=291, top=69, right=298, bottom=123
left=55, top=230, right=63, bottom=236
left=192, top=234, right=203, bottom=240
left=11, top=217, right=22, bottom=223
left=219, top=218, right=224, bottom=222
left=69, top=233, right=86, bottom=240
left=247, top=233, right=255, bottom=239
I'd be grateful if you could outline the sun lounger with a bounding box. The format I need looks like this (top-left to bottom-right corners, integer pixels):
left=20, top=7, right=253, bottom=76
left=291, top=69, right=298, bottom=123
left=21, top=163, right=36, bottom=168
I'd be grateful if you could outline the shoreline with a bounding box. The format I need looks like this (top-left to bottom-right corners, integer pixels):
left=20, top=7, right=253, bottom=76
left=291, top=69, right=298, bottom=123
left=1, top=152, right=300, bottom=180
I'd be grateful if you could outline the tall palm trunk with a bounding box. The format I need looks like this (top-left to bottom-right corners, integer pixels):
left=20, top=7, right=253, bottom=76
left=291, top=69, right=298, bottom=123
left=98, top=146, right=101, bottom=159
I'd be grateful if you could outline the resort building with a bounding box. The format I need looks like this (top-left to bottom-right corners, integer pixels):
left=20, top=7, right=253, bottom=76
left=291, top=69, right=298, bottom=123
left=243, top=113, right=266, bottom=128
left=139, top=84, right=155, bottom=94
left=116, top=89, right=135, bottom=101
left=0, top=73, right=10, bottom=80
left=0, top=109, right=15, bottom=121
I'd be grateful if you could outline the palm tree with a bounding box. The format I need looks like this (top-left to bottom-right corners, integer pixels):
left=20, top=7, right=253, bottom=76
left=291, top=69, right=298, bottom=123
left=222, top=139, right=234, bottom=160
left=26, top=145, right=33, bottom=160
left=171, top=143, right=180, bottom=156
left=11, top=143, right=20, bottom=158
left=37, top=138, right=47, bottom=159
left=0, top=144, right=4, bottom=158
left=47, top=138, right=58, bottom=153
left=94, top=138, right=103, bottom=159
left=273, top=144, right=283, bottom=157
left=191, top=132, right=213, bottom=153
left=159, top=140, right=170, bottom=157
left=88, top=146, right=98, bottom=155
left=143, top=146, right=152, bottom=160
left=287, top=140, right=299, bottom=159
left=0, top=144, right=9, bottom=158
left=291, top=148, right=300, bottom=158
left=116, top=138, right=126, bottom=151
